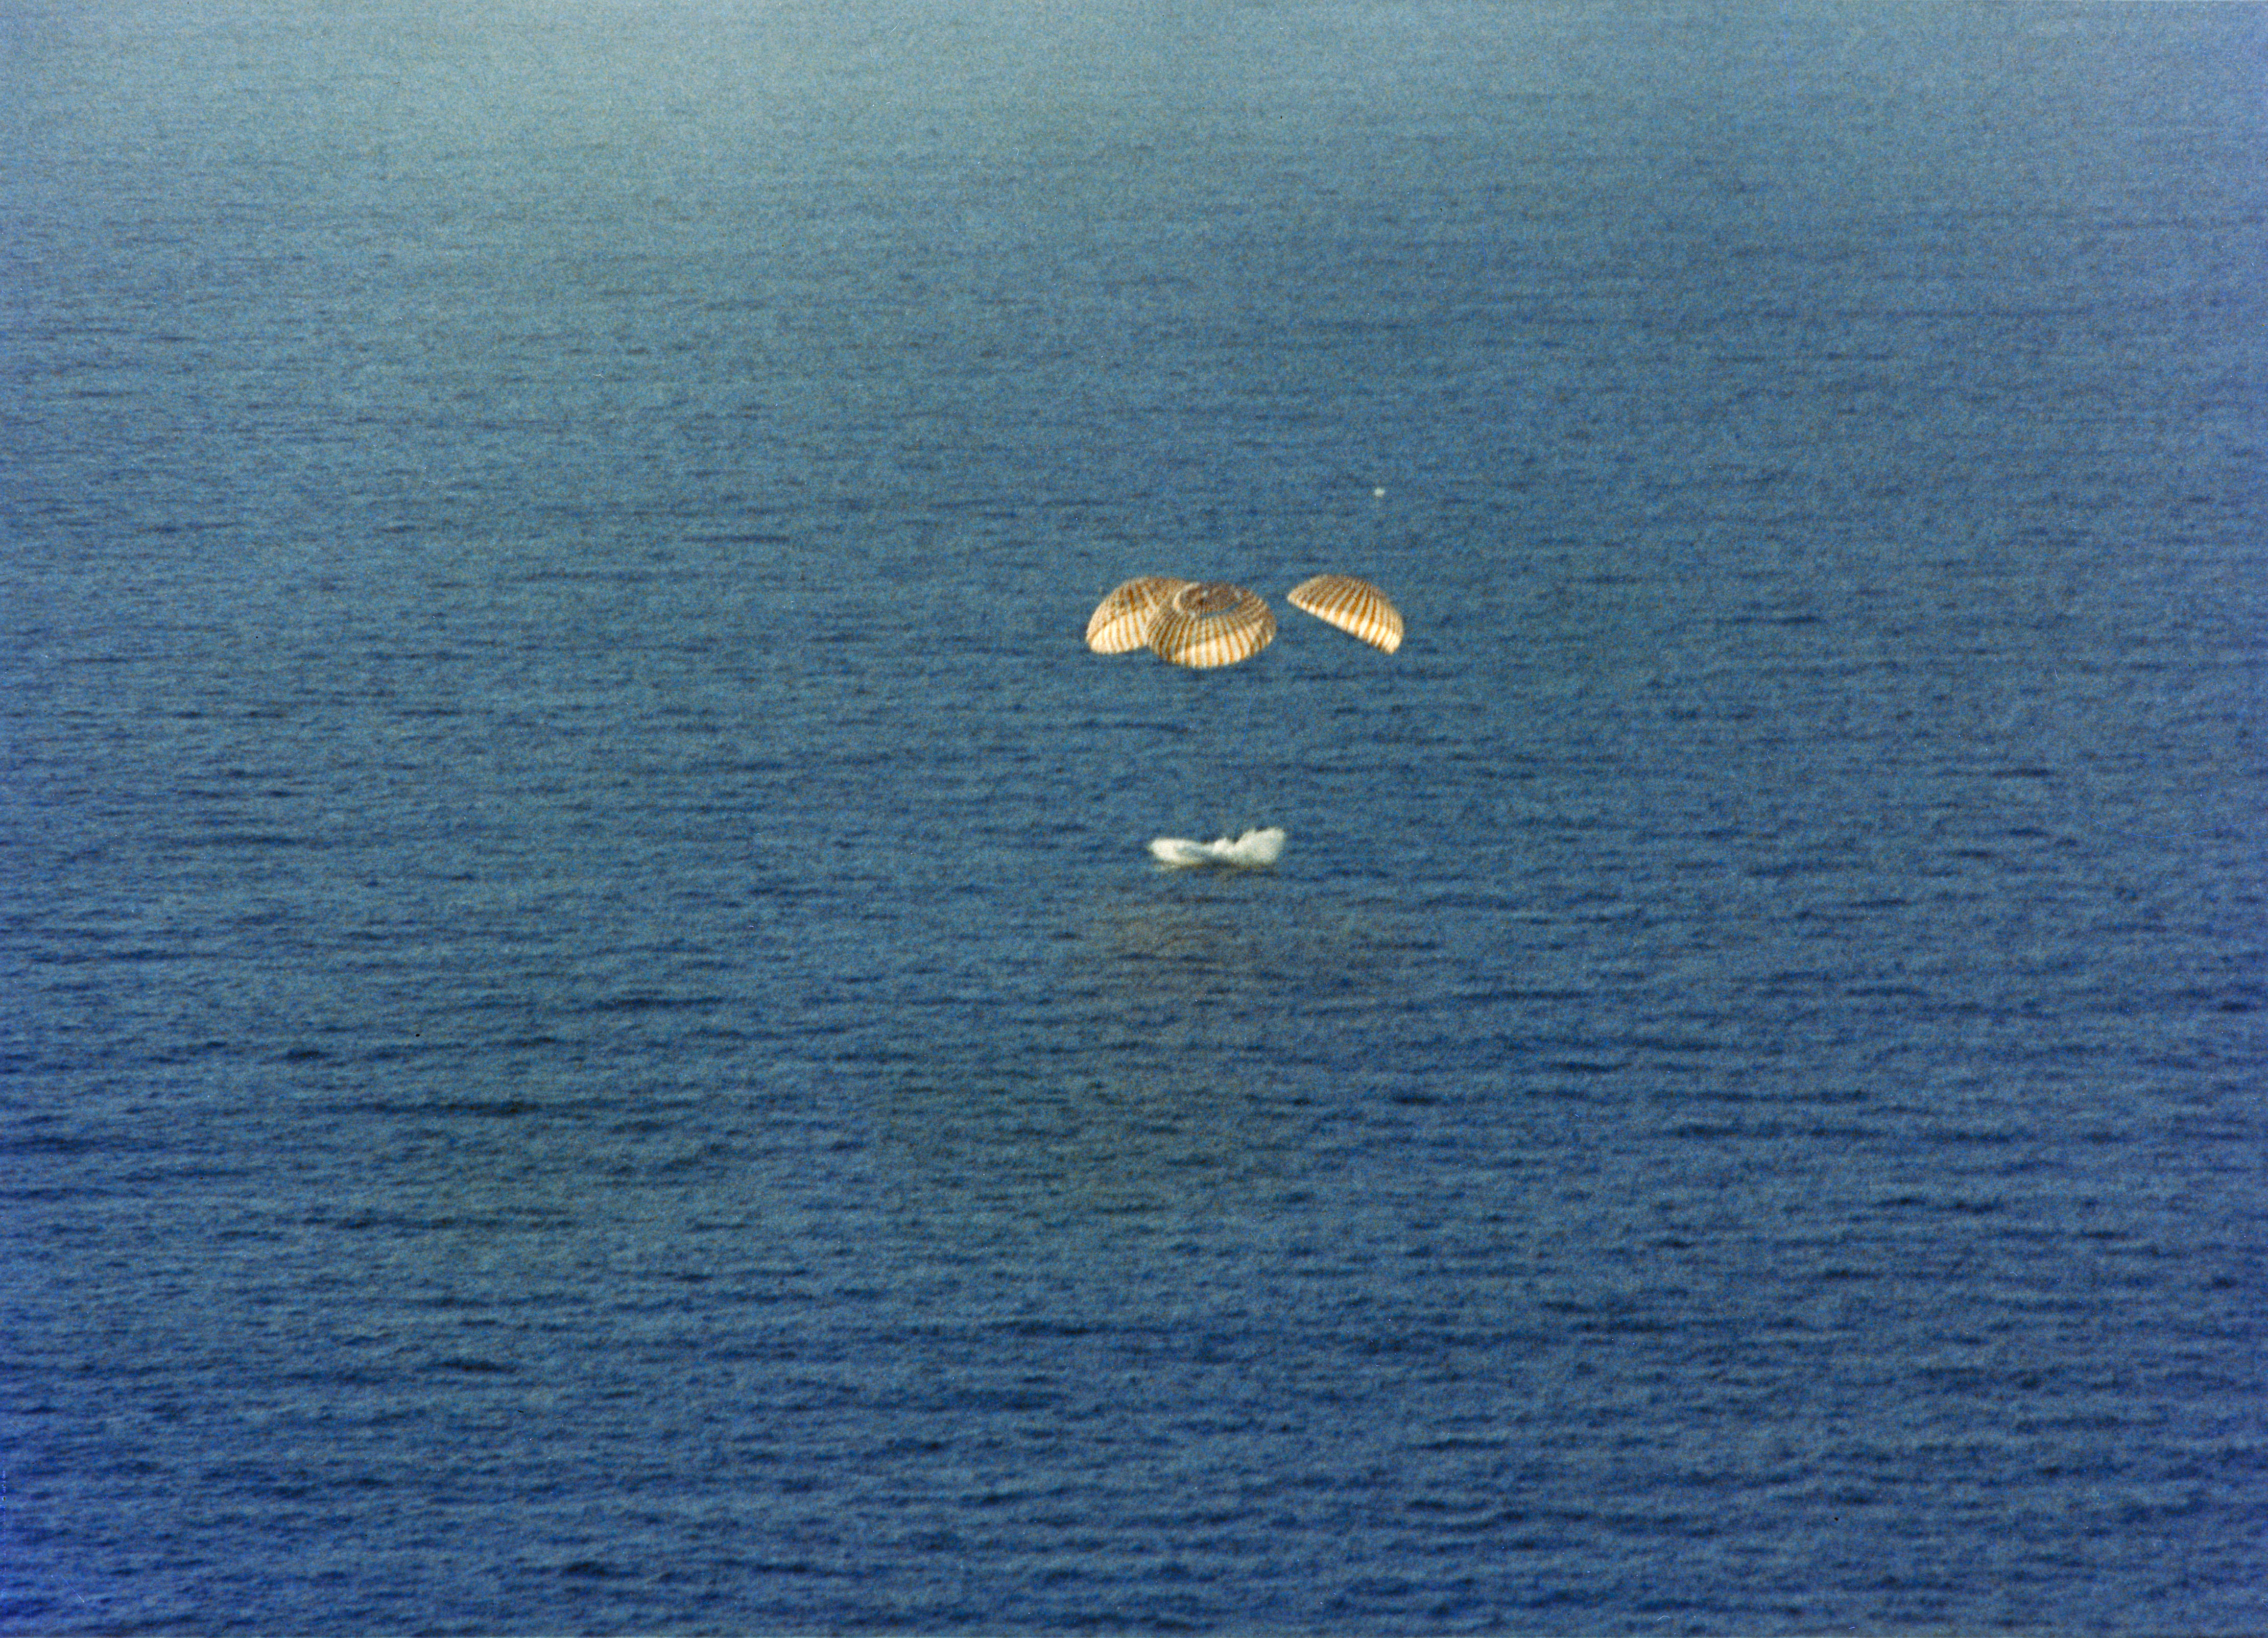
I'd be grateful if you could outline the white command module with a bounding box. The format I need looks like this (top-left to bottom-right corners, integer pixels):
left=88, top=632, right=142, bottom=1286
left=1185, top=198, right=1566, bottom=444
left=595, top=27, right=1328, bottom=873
left=1147, top=828, right=1285, bottom=869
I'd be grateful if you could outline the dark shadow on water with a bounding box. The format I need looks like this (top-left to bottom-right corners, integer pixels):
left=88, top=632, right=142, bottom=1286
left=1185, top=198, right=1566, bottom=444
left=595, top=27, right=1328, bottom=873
left=856, top=872, right=1422, bottom=1250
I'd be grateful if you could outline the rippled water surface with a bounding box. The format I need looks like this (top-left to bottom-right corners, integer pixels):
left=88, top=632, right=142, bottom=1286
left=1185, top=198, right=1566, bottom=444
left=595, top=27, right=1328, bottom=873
left=5, top=3, right=2265, bottom=1632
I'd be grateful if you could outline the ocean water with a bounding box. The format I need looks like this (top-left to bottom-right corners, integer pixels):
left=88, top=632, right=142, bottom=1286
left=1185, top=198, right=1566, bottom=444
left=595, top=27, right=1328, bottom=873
left=3, top=2, right=2264, bottom=1632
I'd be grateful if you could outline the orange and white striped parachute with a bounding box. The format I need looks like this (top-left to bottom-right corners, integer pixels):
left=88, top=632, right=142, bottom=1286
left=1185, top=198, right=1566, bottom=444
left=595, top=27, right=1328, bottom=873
left=1285, top=574, right=1403, bottom=655
left=1083, top=576, right=1190, bottom=654
left=1145, top=581, right=1277, bottom=669
left=1085, top=573, right=1402, bottom=669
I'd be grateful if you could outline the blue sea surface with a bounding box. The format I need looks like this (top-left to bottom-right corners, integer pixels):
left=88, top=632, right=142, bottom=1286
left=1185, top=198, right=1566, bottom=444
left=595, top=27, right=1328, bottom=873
left=4, top=3, right=2264, bottom=1632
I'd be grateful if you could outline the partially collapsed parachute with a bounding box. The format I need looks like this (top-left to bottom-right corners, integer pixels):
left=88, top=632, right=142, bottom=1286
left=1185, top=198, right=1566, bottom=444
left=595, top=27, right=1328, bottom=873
left=1085, top=573, right=1402, bottom=669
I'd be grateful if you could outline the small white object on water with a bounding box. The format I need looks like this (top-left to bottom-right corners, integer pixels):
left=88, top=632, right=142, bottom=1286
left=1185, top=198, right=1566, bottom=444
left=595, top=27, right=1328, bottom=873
left=1148, top=828, right=1286, bottom=868
left=1373, top=486, right=1386, bottom=497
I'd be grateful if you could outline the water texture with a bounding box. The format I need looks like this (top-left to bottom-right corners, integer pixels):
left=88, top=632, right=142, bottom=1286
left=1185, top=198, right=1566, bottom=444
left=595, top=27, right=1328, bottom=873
left=3, top=3, right=2264, bottom=1632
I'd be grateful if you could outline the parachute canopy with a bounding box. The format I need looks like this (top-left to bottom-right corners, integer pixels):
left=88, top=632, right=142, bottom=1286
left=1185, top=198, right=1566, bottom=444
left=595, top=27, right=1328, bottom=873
left=1286, top=573, right=1404, bottom=655
left=1085, top=573, right=1403, bottom=669
left=1147, top=581, right=1277, bottom=669
left=1084, top=576, right=1190, bottom=654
